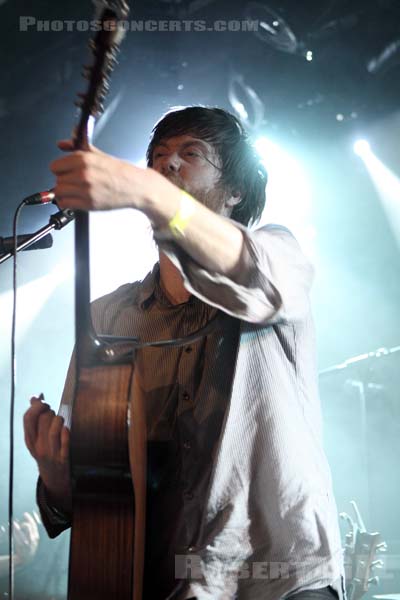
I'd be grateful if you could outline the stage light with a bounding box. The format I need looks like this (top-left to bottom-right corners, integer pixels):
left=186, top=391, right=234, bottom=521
left=89, top=209, right=157, bottom=299
left=254, top=137, right=315, bottom=256
left=355, top=145, right=400, bottom=248
left=354, top=139, right=371, bottom=156
left=0, top=261, right=72, bottom=346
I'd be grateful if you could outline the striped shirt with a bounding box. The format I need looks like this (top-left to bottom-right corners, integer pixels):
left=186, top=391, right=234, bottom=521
left=38, top=222, right=344, bottom=600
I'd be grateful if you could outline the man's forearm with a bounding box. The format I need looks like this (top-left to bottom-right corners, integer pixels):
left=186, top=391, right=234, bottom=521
left=142, top=168, right=246, bottom=277
left=52, top=150, right=246, bottom=276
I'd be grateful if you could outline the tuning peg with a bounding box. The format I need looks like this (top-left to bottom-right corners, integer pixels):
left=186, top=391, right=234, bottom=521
left=108, top=52, right=119, bottom=66
left=97, top=84, right=108, bottom=96
left=368, top=576, right=379, bottom=586
left=74, top=92, right=87, bottom=108
left=109, top=46, right=120, bottom=58
left=371, top=560, right=384, bottom=569
left=376, top=542, right=388, bottom=552
left=94, top=102, right=105, bottom=116
left=106, top=60, right=117, bottom=73
left=361, top=543, right=372, bottom=552
left=95, top=97, right=107, bottom=110
left=340, top=511, right=355, bottom=531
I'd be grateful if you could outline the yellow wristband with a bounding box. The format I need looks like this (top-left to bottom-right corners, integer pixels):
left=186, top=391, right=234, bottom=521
left=168, top=190, right=196, bottom=238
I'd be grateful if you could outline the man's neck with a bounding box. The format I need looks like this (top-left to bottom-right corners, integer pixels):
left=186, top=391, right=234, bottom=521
left=159, top=252, right=191, bottom=305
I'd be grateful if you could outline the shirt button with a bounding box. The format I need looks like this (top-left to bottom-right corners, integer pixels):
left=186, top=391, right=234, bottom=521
left=185, top=346, right=193, bottom=353
left=183, top=391, right=190, bottom=401
left=183, top=441, right=191, bottom=450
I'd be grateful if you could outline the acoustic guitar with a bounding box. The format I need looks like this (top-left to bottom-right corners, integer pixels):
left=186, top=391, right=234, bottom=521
left=64, top=2, right=147, bottom=599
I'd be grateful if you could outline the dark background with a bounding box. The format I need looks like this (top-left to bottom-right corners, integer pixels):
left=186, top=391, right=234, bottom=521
left=0, top=1, right=399, bottom=598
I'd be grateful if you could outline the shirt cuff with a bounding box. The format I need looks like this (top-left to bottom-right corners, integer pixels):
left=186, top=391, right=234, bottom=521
left=36, top=477, right=71, bottom=538
left=155, top=222, right=313, bottom=324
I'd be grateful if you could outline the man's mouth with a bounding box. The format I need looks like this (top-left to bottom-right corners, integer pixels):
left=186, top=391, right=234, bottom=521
left=165, top=174, right=186, bottom=190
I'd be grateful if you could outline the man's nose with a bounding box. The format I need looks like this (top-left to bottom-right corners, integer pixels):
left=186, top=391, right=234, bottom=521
left=163, top=152, right=181, bottom=172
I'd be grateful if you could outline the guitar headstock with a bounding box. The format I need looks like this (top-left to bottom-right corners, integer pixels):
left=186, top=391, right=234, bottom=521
left=92, top=0, right=130, bottom=20
left=73, top=0, right=130, bottom=147
left=341, top=501, right=387, bottom=600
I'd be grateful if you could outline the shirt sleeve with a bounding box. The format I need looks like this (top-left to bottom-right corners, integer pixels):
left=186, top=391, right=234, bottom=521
left=36, top=477, right=71, bottom=538
left=155, top=222, right=314, bottom=324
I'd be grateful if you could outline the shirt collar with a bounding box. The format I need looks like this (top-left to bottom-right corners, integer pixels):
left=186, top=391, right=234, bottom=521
left=138, top=261, right=196, bottom=309
left=137, top=262, right=160, bottom=309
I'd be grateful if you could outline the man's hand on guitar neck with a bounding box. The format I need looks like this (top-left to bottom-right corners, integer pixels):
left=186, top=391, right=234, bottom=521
left=51, top=138, right=155, bottom=213
left=50, top=138, right=247, bottom=279
left=23, top=395, right=72, bottom=514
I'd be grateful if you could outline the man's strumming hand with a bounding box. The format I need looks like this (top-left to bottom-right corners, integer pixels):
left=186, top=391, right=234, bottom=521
left=23, top=395, right=72, bottom=513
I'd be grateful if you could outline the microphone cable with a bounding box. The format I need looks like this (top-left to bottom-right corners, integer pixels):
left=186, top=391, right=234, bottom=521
left=8, top=200, right=27, bottom=600
left=4, top=195, right=73, bottom=600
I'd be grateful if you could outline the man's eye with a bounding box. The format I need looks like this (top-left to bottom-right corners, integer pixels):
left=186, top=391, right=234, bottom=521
left=154, top=152, right=165, bottom=159
left=184, top=151, right=200, bottom=158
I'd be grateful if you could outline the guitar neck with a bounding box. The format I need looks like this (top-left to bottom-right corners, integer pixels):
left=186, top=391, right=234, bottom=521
left=73, top=106, right=99, bottom=365
left=71, top=2, right=129, bottom=366
left=74, top=210, right=100, bottom=366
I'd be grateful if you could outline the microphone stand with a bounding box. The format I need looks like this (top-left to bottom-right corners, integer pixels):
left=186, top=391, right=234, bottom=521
left=0, top=209, right=75, bottom=265
left=319, top=344, right=400, bottom=529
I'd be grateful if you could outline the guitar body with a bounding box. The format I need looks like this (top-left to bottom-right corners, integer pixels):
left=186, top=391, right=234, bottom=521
left=68, top=362, right=145, bottom=600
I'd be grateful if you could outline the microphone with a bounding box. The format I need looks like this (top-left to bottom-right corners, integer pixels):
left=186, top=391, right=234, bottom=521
left=0, top=233, right=53, bottom=254
left=23, top=189, right=55, bottom=206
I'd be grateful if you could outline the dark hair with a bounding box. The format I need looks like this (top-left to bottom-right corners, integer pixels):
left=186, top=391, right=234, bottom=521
left=146, top=106, right=267, bottom=227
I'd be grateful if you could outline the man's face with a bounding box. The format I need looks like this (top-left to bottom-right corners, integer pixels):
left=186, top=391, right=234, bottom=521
left=151, top=134, right=233, bottom=215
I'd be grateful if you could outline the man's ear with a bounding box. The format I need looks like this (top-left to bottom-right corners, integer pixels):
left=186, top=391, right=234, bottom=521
left=225, top=191, right=242, bottom=207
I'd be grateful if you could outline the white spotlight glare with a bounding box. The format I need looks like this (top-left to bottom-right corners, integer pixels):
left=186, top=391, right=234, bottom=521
left=354, top=139, right=371, bottom=157
left=89, top=209, right=157, bottom=299
left=254, top=137, right=314, bottom=257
